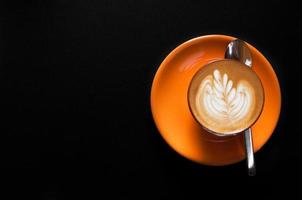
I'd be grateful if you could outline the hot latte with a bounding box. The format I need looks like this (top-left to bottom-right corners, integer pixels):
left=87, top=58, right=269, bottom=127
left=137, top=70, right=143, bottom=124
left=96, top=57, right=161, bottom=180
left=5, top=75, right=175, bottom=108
left=188, top=59, right=264, bottom=135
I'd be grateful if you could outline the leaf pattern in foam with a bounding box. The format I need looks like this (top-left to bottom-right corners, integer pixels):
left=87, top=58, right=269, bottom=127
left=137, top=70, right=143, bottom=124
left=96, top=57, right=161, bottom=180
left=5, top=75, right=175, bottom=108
left=196, top=69, right=252, bottom=123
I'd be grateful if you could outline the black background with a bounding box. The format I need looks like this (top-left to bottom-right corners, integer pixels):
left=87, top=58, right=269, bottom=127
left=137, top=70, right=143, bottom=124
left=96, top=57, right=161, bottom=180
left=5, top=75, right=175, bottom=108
left=1, top=0, right=301, bottom=199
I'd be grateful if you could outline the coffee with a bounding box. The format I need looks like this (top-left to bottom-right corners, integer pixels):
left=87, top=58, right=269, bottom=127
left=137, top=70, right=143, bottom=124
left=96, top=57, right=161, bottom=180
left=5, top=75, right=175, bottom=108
left=188, top=59, right=264, bottom=135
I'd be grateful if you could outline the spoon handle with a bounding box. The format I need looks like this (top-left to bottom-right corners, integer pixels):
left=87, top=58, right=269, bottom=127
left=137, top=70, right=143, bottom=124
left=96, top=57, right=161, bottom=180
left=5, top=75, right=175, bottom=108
left=244, top=128, right=256, bottom=176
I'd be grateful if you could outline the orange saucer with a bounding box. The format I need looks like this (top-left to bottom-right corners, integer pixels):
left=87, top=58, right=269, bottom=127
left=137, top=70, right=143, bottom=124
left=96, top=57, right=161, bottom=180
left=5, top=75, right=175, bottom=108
left=151, top=35, right=281, bottom=166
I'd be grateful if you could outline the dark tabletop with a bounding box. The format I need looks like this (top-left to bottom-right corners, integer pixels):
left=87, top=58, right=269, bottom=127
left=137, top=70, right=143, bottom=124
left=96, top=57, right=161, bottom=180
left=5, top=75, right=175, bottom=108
left=1, top=0, right=301, bottom=199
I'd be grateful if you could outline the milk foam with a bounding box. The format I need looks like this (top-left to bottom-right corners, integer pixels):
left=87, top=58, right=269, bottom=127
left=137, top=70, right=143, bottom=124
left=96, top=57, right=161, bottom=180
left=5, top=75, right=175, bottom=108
left=196, top=69, right=253, bottom=125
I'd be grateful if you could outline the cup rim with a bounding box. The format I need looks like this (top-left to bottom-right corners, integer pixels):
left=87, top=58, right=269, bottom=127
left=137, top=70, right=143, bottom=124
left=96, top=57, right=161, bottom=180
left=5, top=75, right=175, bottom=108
left=187, top=58, right=265, bottom=137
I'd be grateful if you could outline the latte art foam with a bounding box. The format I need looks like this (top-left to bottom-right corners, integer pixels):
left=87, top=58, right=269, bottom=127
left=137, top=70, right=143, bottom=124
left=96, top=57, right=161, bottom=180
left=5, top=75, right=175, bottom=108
left=196, top=69, right=254, bottom=124
left=188, top=60, right=264, bottom=135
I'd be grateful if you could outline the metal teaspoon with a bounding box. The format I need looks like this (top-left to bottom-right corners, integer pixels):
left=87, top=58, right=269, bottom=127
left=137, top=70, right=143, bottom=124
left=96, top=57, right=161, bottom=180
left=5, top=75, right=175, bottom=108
left=225, top=39, right=256, bottom=176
